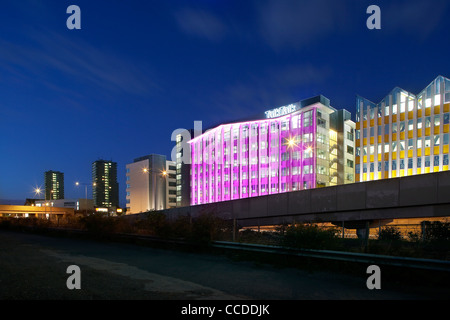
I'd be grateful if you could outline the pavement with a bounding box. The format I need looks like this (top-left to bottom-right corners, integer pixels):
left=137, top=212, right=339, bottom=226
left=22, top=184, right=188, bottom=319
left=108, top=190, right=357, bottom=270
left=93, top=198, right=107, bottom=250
left=0, top=229, right=448, bottom=301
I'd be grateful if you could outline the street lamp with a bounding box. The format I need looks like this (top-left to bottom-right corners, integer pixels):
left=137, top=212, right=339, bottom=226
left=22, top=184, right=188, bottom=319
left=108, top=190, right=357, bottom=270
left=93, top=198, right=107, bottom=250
left=75, top=182, right=95, bottom=215
left=33, top=187, right=48, bottom=218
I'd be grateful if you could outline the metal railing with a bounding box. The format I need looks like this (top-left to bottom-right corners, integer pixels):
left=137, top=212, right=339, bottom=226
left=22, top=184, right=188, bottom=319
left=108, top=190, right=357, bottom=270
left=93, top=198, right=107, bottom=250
left=211, top=241, right=450, bottom=272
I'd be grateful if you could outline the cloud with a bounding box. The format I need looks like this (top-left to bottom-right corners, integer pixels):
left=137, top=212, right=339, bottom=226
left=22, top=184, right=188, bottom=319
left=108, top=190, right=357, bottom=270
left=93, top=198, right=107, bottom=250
left=0, top=29, right=161, bottom=99
left=174, top=8, right=229, bottom=42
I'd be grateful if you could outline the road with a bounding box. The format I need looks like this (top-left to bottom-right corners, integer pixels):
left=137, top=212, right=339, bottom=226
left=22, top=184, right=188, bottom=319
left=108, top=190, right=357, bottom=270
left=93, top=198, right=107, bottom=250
left=0, top=230, right=447, bottom=301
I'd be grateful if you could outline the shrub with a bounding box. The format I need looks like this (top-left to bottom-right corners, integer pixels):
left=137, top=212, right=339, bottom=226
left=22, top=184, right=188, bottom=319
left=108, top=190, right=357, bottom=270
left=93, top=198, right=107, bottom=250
left=281, top=224, right=340, bottom=250
left=189, top=212, right=228, bottom=244
left=377, top=226, right=402, bottom=241
left=80, top=213, right=118, bottom=235
left=422, top=221, right=450, bottom=242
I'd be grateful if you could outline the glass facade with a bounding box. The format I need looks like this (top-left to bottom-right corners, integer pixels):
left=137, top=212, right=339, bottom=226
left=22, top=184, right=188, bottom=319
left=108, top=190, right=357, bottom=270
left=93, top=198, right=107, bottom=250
left=189, top=96, right=355, bottom=206
left=356, top=76, right=450, bottom=182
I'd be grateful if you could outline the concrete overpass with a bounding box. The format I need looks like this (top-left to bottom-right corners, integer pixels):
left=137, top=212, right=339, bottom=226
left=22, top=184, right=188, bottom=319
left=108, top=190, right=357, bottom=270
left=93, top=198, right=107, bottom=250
left=0, top=205, right=74, bottom=219
left=129, top=171, right=450, bottom=233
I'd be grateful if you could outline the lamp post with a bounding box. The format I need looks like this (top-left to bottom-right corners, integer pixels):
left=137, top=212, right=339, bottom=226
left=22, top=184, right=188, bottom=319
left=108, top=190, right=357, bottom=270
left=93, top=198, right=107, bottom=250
left=33, top=187, right=48, bottom=218
left=75, top=182, right=95, bottom=215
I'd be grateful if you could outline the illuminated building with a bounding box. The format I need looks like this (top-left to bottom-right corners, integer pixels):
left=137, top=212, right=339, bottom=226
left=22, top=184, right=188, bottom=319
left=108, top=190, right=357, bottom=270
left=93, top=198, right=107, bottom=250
left=92, top=160, right=119, bottom=208
left=166, top=160, right=177, bottom=209
left=34, top=198, right=94, bottom=212
left=355, top=76, right=450, bottom=182
left=44, top=170, right=64, bottom=200
left=125, top=154, right=176, bottom=213
left=189, top=95, right=355, bottom=206
left=175, top=129, right=196, bottom=208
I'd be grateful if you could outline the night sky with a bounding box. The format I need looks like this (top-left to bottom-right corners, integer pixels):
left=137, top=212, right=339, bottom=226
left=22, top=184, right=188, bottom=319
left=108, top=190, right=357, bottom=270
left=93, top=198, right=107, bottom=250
left=1, top=0, right=450, bottom=207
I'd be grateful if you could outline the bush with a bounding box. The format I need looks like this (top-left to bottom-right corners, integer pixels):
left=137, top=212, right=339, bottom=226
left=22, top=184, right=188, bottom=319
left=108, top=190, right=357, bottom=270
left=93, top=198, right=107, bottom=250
left=189, top=213, right=228, bottom=244
left=281, top=224, right=340, bottom=250
left=377, top=226, right=402, bottom=241
left=422, top=221, right=450, bottom=242
left=80, top=213, right=119, bottom=235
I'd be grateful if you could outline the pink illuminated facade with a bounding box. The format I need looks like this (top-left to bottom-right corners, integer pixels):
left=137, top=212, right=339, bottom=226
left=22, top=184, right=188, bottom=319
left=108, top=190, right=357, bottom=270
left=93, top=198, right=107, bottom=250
left=189, top=96, right=355, bottom=205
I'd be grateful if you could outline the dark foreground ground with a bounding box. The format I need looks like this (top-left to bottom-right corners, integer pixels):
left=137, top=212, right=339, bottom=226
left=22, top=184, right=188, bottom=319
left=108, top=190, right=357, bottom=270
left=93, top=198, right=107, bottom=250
left=0, top=230, right=448, bottom=302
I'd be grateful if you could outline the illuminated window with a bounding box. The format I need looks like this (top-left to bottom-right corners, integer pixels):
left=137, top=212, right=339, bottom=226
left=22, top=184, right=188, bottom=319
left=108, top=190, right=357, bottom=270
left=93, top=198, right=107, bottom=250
left=434, top=115, right=440, bottom=126
left=392, top=123, right=397, bottom=133
left=434, top=135, right=440, bottom=146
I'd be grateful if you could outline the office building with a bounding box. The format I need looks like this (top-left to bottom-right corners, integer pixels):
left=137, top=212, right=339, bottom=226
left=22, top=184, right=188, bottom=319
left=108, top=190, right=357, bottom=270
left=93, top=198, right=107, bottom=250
left=355, top=75, right=450, bottom=182
left=175, top=129, right=195, bottom=207
left=44, top=170, right=64, bottom=200
left=166, top=160, right=177, bottom=209
left=92, top=160, right=119, bottom=208
left=125, top=154, right=174, bottom=213
left=189, top=95, right=355, bottom=206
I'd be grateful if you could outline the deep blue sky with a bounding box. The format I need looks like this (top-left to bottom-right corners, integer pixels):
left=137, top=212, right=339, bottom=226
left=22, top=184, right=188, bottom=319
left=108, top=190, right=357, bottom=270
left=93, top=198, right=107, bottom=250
left=1, top=0, right=450, bottom=206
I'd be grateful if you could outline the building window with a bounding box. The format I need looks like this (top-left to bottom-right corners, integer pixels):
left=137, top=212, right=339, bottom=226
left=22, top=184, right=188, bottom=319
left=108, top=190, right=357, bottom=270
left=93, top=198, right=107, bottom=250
left=444, top=133, right=449, bottom=145
left=434, top=115, right=441, bottom=127
left=392, top=123, right=397, bottom=133
left=417, top=118, right=422, bottom=129
left=347, top=159, right=354, bottom=168
left=434, top=155, right=440, bottom=167
left=444, top=113, right=450, bottom=125
left=434, top=135, right=441, bottom=146
left=347, top=146, right=354, bottom=155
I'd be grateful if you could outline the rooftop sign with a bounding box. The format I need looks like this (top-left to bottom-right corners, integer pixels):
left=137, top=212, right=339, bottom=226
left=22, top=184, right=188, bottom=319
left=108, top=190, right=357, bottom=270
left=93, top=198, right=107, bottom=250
left=264, top=103, right=297, bottom=119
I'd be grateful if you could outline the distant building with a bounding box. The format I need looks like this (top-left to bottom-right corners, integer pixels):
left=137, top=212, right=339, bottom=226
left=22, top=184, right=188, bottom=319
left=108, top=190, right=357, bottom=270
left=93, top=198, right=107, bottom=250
left=44, top=170, right=64, bottom=200
left=92, top=160, right=119, bottom=208
left=34, top=198, right=94, bottom=212
left=125, top=154, right=175, bottom=213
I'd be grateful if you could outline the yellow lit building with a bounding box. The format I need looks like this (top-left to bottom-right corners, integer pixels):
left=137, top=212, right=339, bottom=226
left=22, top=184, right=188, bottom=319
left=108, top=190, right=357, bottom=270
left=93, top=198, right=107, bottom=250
left=356, top=76, right=450, bottom=182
